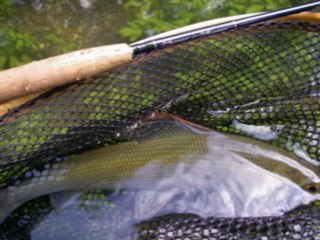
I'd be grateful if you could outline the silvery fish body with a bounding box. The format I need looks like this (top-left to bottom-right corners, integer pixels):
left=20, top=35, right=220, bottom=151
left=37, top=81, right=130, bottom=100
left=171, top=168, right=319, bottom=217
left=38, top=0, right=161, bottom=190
left=0, top=119, right=319, bottom=223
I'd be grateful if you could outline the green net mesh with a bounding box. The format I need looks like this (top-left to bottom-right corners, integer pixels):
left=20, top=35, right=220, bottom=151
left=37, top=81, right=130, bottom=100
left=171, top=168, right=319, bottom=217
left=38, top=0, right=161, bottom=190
left=0, top=20, right=320, bottom=239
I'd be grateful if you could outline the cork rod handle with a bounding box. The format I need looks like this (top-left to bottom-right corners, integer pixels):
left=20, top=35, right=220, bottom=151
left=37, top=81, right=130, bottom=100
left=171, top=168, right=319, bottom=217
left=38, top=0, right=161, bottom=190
left=0, top=44, right=133, bottom=103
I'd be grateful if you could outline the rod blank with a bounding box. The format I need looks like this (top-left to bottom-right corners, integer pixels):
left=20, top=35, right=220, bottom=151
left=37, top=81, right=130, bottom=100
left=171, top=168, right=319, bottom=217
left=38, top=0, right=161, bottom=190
left=132, top=2, right=320, bottom=54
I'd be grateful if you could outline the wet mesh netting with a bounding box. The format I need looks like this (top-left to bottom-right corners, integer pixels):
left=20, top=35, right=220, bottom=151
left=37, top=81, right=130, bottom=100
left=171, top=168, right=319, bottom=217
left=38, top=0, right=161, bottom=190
left=0, top=20, right=320, bottom=239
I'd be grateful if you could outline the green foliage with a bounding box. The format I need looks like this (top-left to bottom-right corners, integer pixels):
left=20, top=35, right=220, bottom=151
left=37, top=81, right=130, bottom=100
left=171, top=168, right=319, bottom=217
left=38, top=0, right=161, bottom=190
left=120, top=0, right=220, bottom=41
left=0, top=27, right=41, bottom=69
left=120, top=0, right=311, bottom=41
left=0, top=1, right=77, bottom=70
left=120, top=0, right=223, bottom=41
left=0, top=0, right=312, bottom=69
left=0, top=1, right=42, bottom=69
left=0, top=0, right=14, bottom=20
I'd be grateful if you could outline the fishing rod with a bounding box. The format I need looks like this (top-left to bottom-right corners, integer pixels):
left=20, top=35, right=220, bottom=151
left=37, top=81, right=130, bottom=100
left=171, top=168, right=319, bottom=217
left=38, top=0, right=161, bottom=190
left=0, top=2, right=319, bottom=108
left=131, top=1, right=320, bottom=54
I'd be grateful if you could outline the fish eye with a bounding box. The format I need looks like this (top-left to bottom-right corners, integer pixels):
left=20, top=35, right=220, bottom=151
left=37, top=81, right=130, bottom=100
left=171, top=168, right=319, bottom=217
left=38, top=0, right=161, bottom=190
left=305, top=183, right=319, bottom=194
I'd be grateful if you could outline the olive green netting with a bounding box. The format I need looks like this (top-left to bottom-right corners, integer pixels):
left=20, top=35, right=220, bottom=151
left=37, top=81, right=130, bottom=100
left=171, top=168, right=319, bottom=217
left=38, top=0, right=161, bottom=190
left=0, top=20, right=319, bottom=239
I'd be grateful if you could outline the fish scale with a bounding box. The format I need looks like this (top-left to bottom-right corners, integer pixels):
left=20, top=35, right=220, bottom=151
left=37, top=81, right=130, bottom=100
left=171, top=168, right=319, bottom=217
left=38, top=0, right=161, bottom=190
left=0, top=119, right=319, bottom=225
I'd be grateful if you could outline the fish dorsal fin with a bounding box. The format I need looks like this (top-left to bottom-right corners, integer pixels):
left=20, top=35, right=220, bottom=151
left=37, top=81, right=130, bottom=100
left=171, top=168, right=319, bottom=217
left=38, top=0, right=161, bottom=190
left=122, top=113, right=210, bottom=142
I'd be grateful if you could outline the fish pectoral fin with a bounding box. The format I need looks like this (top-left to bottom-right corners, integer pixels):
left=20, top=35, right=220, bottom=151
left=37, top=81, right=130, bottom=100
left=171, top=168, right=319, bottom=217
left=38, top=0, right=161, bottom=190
left=50, top=191, right=83, bottom=210
left=134, top=190, right=177, bottom=221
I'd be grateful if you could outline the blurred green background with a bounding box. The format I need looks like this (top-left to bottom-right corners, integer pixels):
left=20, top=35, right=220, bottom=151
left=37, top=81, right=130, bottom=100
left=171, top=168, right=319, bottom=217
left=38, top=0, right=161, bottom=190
left=0, top=0, right=311, bottom=70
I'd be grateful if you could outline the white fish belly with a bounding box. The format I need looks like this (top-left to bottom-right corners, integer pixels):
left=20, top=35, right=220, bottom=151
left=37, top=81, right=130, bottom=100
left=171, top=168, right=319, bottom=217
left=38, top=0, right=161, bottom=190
left=121, top=147, right=320, bottom=220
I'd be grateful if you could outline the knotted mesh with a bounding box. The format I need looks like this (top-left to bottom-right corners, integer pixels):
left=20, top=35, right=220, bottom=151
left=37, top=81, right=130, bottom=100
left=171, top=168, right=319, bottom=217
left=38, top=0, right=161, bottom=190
left=0, top=20, right=319, bottom=239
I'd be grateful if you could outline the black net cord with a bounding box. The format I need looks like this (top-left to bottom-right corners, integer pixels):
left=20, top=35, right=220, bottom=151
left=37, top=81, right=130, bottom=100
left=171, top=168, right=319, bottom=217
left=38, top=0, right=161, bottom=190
left=131, top=2, right=320, bottom=54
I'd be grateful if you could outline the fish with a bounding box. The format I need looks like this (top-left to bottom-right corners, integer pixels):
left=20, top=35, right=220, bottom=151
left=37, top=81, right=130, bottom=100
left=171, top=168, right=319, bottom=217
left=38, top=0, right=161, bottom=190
left=0, top=114, right=319, bottom=224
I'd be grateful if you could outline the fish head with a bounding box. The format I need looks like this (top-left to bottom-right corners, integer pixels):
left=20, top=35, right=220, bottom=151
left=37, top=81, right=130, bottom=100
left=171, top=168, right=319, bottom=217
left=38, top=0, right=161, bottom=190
left=302, top=181, right=320, bottom=195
